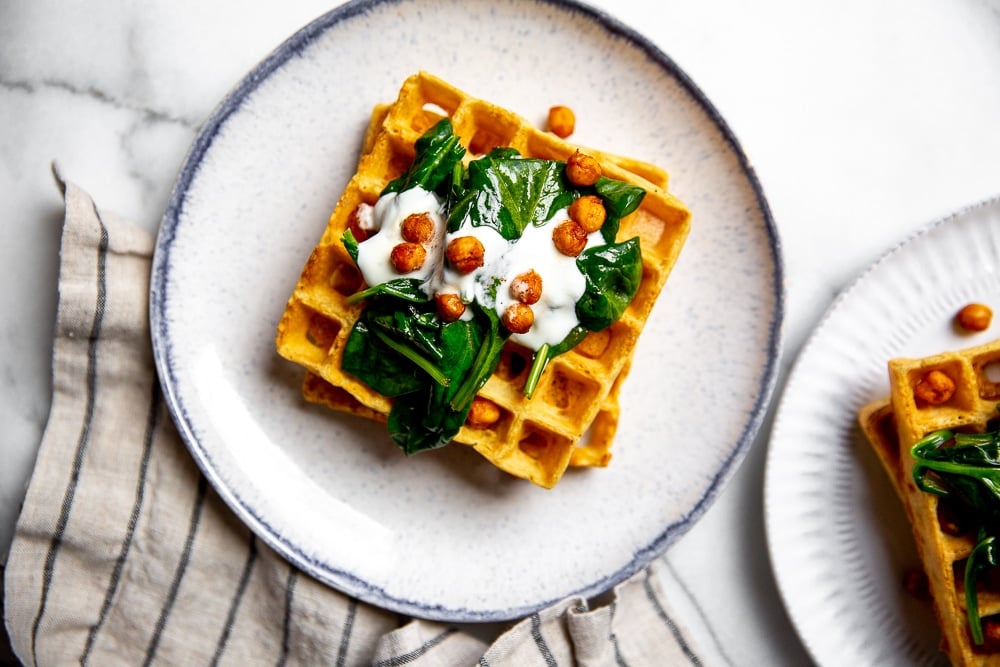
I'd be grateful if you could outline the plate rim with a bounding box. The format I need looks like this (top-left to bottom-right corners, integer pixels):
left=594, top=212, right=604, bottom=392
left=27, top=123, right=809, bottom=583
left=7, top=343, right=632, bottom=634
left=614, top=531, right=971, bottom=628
left=764, top=192, right=1000, bottom=664
left=150, top=0, right=786, bottom=621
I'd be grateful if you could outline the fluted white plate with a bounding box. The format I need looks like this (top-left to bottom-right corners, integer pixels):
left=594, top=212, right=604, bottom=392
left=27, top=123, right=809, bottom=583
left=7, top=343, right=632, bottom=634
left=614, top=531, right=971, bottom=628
left=766, top=195, right=1000, bottom=665
left=151, top=0, right=783, bottom=621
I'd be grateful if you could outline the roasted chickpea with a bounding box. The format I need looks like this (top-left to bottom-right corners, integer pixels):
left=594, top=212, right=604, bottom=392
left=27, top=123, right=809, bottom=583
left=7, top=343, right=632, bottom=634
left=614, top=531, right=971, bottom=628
left=509, top=270, right=543, bottom=305
left=913, top=369, right=956, bottom=405
left=569, top=195, right=606, bottom=233
left=547, top=105, right=575, bottom=138
left=389, top=242, right=426, bottom=273
left=400, top=212, right=434, bottom=244
left=445, top=235, right=485, bottom=274
left=466, top=396, right=502, bottom=428
left=347, top=204, right=371, bottom=242
left=435, top=293, right=466, bottom=322
left=502, top=302, right=534, bottom=334
left=566, top=150, right=601, bottom=186
left=552, top=220, right=588, bottom=257
left=955, top=302, right=993, bottom=332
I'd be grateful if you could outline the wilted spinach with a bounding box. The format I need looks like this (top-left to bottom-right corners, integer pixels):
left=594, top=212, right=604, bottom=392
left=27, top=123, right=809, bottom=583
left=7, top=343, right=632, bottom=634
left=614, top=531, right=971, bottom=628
left=340, top=119, right=648, bottom=453
left=382, top=118, right=465, bottom=196
left=911, top=427, right=1000, bottom=645
left=448, top=151, right=575, bottom=239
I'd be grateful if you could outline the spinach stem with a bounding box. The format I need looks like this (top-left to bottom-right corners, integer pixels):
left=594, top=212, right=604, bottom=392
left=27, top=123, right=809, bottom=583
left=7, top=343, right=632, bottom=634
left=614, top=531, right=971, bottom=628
left=449, top=309, right=503, bottom=411
left=965, top=534, right=995, bottom=645
left=371, top=328, right=450, bottom=387
left=524, top=345, right=550, bottom=399
left=347, top=282, right=428, bottom=305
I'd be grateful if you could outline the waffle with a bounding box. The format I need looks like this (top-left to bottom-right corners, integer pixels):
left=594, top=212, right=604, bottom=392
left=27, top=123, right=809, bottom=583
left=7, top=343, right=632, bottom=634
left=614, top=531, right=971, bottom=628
left=275, top=72, right=691, bottom=488
left=858, top=338, right=1000, bottom=665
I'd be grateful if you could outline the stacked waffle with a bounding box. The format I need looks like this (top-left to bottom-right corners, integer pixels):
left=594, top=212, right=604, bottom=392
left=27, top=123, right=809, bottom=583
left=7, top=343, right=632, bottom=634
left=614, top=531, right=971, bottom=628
left=275, top=72, right=691, bottom=488
left=859, top=338, right=1000, bottom=665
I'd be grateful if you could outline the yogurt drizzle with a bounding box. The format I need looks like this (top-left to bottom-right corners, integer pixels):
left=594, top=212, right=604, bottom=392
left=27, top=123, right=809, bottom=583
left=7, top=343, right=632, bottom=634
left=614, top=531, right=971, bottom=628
left=354, top=186, right=602, bottom=351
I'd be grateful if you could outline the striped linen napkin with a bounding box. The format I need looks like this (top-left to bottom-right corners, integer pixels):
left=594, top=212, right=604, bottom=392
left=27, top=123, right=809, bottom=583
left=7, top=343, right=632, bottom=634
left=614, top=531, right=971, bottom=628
left=2, top=174, right=724, bottom=666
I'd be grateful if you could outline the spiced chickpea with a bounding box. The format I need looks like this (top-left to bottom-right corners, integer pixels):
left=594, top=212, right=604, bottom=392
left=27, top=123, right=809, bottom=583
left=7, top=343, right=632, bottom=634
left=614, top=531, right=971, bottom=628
left=569, top=195, right=606, bottom=233
left=509, top=270, right=542, bottom=305
left=913, top=369, right=956, bottom=405
left=389, top=242, right=426, bottom=273
left=435, top=293, right=466, bottom=322
left=547, top=105, right=575, bottom=139
left=466, top=396, right=502, bottom=428
left=446, top=235, right=485, bottom=274
left=565, top=150, right=601, bottom=186
left=502, top=302, right=534, bottom=334
left=347, top=205, right=370, bottom=242
left=400, top=212, right=434, bottom=243
left=552, top=220, right=588, bottom=257
left=955, top=302, right=993, bottom=332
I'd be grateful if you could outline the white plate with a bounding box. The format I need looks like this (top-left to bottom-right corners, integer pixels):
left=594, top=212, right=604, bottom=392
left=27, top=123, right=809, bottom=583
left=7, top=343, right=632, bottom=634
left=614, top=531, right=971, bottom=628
left=151, top=0, right=783, bottom=622
left=766, top=195, right=1000, bottom=665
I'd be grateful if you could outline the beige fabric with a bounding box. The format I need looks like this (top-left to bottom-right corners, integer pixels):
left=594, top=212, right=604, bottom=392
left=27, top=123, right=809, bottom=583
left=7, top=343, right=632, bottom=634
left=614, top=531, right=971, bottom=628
left=2, top=177, right=720, bottom=666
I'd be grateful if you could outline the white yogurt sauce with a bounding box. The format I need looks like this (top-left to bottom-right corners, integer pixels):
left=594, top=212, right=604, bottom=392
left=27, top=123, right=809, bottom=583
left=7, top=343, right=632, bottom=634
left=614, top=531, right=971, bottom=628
left=355, top=186, right=602, bottom=351
left=354, top=188, right=446, bottom=287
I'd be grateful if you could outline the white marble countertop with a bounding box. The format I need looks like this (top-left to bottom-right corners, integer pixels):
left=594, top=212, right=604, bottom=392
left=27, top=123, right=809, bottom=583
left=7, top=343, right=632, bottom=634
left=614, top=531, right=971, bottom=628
left=3, top=0, right=1000, bottom=664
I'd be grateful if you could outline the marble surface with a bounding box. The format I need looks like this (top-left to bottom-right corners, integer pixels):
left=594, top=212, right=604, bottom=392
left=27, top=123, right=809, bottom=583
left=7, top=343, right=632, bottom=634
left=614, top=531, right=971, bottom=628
left=3, top=0, right=1000, bottom=664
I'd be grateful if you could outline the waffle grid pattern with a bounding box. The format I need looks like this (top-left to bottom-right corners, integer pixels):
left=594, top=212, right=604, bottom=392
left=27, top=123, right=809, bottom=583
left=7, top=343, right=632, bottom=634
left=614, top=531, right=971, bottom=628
left=276, top=72, right=691, bottom=488
left=859, top=339, right=1000, bottom=665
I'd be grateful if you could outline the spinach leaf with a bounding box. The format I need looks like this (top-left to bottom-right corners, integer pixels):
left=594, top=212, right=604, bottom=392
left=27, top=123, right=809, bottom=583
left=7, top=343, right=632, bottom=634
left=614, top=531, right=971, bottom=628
left=910, top=427, right=1000, bottom=644
left=449, top=304, right=507, bottom=412
left=341, top=316, right=424, bottom=397
left=381, top=119, right=466, bottom=196
left=593, top=177, right=646, bottom=243
left=575, top=237, right=643, bottom=331
left=449, top=151, right=575, bottom=239
left=388, top=311, right=499, bottom=455
left=966, top=530, right=997, bottom=645
left=346, top=278, right=429, bottom=305
left=340, top=119, right=652, bottom=451
left=342, top=296, right=508, bottom=454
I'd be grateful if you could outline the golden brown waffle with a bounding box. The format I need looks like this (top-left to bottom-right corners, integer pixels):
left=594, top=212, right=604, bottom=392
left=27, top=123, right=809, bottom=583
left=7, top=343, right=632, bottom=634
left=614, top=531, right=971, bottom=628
left=275, top=71, right=691, bottom=488
left=858, top=339, right=1000, bottom=665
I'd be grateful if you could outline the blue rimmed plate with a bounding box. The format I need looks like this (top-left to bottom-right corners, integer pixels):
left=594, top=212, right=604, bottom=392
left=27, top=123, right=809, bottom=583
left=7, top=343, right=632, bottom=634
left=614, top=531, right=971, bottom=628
left=151, top=0, right=783, bottom=621
left=766, top=195, right=1000, bottom=665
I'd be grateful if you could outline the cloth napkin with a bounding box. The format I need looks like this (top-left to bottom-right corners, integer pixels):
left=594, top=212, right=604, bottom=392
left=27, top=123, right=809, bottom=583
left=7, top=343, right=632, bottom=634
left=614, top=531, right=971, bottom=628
left=3, top=173, right=724, bottom=667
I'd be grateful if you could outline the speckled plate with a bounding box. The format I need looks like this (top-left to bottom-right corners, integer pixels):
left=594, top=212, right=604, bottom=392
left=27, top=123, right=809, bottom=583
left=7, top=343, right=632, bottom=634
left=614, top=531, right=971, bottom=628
left=765, top=195, right=1000, bottom=665
left=151, top=0, right=783, bottom=622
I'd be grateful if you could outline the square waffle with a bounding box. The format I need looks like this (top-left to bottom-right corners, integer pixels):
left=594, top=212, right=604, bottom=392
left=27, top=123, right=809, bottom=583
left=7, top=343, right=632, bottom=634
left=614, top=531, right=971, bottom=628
left=858, top=338, right=1000, bottom=665
left=275, top=71, right=691, bottom=488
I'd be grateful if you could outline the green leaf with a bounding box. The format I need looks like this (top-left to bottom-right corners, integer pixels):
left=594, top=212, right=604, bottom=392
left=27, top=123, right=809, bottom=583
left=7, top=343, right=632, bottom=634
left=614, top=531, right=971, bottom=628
left=388, top=314, right=495, bottom=454
left=382, top=119, right=466, bottom=196
left=448, top=304, right=508, bottom=412
left=347, top=278, right=429, bottom=304
left=449, top=152, right=575, bottom=239
left=593, top=177, right=646, bottom=243
left=341, top=317, right=423, bottom=397
left=575, top=237, right=643, bottom=331
left=910, top=425, right=1000, bottom=644
left=965, top=531, right=997, bottom=645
